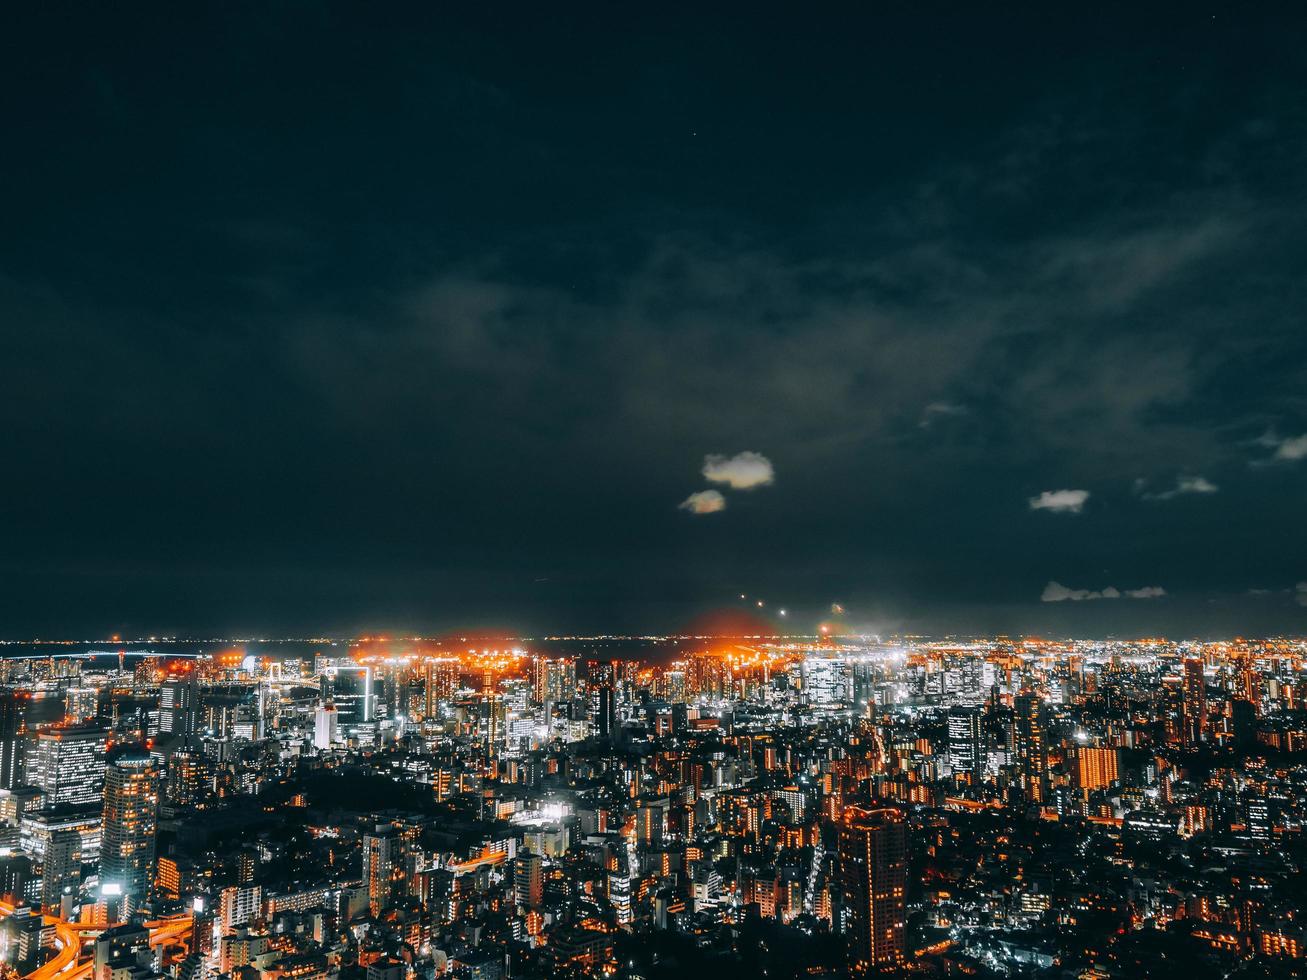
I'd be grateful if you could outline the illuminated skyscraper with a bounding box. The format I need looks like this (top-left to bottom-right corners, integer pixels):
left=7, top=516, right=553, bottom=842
left=801, top=656, right=851, bottom=709
left=362, top=830, right=404, bottom=916
left=513, top=849, right=543, bottom=909
left=838, top=807, right=907, bottom=973
left=26, top=725, right=108, bottom=808
left=1014, top=693, right=1047, bottom=802
left=326, top=666, right=373, bottom=726
left=313, top=703, right=339, bottom=750
left=0, top=689, right=29, bottom=791
left=947, top=706, right=984, bottom=778
left=587, top=661, right=618, bottom=739
left=424, top=660, right=460, bottom=718
left=1076, top=747, right=1120, bottom=790
left=532, top=658, right=576, bottom=707
left=100, top=748, right=160, bottom=908
left=159, top=678, right=199, bottom=740
left=38, top=827, right=81, bottom=914
left=1182, top=658, right=1207, bottom=746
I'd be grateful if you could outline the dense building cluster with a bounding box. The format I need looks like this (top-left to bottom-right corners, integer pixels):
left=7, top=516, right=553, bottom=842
left=0, top=637, right=1303, bottom=980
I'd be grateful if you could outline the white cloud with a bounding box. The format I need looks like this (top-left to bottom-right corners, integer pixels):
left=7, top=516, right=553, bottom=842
left=1276, top=435, right=1307, bottom=461
left=1125, top=586, right=1167, bottom=599
left=1177, top=475, right=1218, bottom=494
left=1042, top=581, right=1166, bottom=602
left=918, top=401, right=968, bottom=428
left=1029, top=489, right=1090, bottom=514
left=1139, top=474, right=1218, bottom=500
left=1297, top=582, right=1307, bottom=607
left=1042, top=581, right=1100, bottom=602
left=702, top=451, right=775, bottom=490
left=679, top=489, right=726, bottom=515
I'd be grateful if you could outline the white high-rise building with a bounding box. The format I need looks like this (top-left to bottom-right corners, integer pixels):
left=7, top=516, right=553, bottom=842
left=801, top=656, right=851, bottom=709
left=25, top=725, right=108, bottom=808
left=313, top=704, right=338, bottom=750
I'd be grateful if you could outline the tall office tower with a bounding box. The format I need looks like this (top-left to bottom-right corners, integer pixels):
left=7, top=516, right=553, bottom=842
left=159, top=678, right=199, bottom=740
left=802, top=656, right=852, bottom=709
left=0, top=689, right=29, bottom=790
left=591, top=685, right=616, bottom=740
left=1013, top=693, right=1047, bottom=802
left=38, top=827, right=81, bottom=914
left=362, top=831, right=404, bottom=916
left=25, top=725, right=108, bottom=808
left=164, top=748, right=208, bottom=808
left=532, top=658, right=576, bottom=707
left=325, top=666, right=373, bottom=726
left=513, top=849, right=543, bottom=909
left=64, top=687, right=98, bottom=725
left=531, top=658, right=550, bottom=705
left=100, top=749, right=160, bottom=907
left=947, top=706, right=984, bottom=779
left=838, top=807, right=907, bottom=974
left=1182, top=658, right=1208, bottom=746
left=313, top=703, right=339, bottom=750
left=424, top=660, right=460, bottom=718
left=660, top=668, right=688, bottom=705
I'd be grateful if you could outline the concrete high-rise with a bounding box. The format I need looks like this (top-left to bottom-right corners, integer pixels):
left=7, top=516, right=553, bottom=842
left=1014, top=693, right=1047, bottom=802
left=159, top=678, right=199, bottom=740
left=100, top=748, right=160, bottom=907
left=838, top=807, right=907, bottom=974
left=513, top=849, right=543, bottom=909
left=1182, top=658, right=1207, bottom=746
left=326, top=666, right=373, bottom=726
left=362, top=830, right=404, bottom=916
left=25, top=725, right=108, bottom=808
left=38, top=827, right=81, bottom=915
left=0, top=689, right=29, bottom=791
left=313, top=703, right=339, bottom=750
left=947, top=706, right=984, bottom=779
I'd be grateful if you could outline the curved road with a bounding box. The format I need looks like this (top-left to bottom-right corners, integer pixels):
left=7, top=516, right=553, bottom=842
left=0, top=901, right=192, bottom=980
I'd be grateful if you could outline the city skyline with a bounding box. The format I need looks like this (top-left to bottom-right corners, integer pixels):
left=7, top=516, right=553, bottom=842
left=5, top=6, right=1307, bottom=979
left=0, top=635, right=1300, bottom=978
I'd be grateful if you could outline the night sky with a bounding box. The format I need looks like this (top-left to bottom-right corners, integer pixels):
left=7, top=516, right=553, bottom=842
left=4, top=4, right=1307, bottom=638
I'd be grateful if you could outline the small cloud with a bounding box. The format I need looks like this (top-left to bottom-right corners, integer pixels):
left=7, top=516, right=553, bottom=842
left=1029, top=489, right=1090, bottom=514
left=1297, top=582, right=1307, bottom=606
left=679, top=489, right=726, bottom=515
left=1276, top=435, right=1307, bottom=461
left=1041, top=581, right=1165, bottom=602
left=1125, top=586, right=1167, bottom=599
left=1138, top=474, right=1218, bottom=501
left=702, top=451, right=775, bottom=490
left=1253, top=432, right=1307, bottom=464
left=918, top=401, right=968, bottom=428
left=1042, top=581, right=1102, bottom=602
left=1177, top=475, right=1218, bottom=494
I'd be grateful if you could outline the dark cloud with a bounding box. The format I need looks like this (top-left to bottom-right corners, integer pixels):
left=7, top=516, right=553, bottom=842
left=1, top=3, right=1306, bottom=635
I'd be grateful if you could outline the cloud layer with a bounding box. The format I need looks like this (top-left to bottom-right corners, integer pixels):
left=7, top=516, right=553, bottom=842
left=1042, top=581, right=1167, bottom=602
left=1138, top=475, right=1219, bottom=501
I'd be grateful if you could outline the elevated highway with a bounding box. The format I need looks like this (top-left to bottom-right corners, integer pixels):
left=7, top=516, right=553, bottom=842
left=0, top=901, right=192, bottom=980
